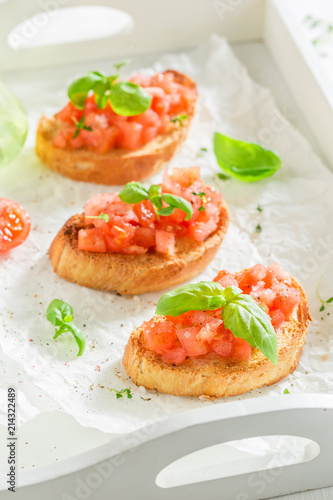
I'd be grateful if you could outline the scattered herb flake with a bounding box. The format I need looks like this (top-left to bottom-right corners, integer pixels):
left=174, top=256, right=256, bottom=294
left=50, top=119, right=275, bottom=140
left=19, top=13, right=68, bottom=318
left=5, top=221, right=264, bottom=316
left=170, top=114, right=188, bottom=126
left=72, top=116, right=92, bottom=138
left=85, top=213, right=110, bottom=223
left=255, top=224, right=262, bottom=234
left=284, top=388, right=290, bottom=394
left=317, top=277, right=333, bottom=313
left=110, top=388, right=132, bottom=399
left=257, top=205, right=264, bottom=212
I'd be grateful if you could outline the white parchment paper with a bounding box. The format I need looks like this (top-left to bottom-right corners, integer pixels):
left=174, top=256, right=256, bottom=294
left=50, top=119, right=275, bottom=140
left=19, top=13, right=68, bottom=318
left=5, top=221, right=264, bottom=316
left=1, top=35, right=333, bottom=434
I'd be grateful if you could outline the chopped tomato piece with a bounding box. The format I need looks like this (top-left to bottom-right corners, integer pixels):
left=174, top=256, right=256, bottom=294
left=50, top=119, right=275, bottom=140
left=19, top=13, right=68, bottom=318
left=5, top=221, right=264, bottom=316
left=214, top=271, right=239, bottom=288
left=134, top=199, right=157, bottom=228
left=0, top=198, right=31, bottom=252
left=155, top=230, right=175, bottom=255
left=78, top=228, right=106, bottom=253
left=231, top=337, right=253, bottom=362
left=160, top=344, right=187, bottom=365
left=143, top=321, right=176, bottom=350
left=177, top=327, right=210, bottom=356
left=134, top=227, right=155, bottom=248
left=270, top=309, right=285, bottom=329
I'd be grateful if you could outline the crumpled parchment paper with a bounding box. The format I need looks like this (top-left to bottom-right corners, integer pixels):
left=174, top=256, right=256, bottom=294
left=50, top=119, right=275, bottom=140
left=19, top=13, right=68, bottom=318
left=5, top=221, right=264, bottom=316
left=1, top=35, right=333, bottom=434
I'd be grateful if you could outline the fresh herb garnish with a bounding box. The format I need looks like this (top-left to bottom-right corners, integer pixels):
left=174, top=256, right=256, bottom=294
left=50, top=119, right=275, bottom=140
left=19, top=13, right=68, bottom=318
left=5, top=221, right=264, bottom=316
left=284, top=388, right=290, bottom=394
left=156, top=282, right=278, bottom=364
left=68, top=61, right=152, bottom=116
left=255, top=224, right=262, bottom=234
left=201, top=147, right=207, bottom=152
left=171, top=114, right=188, bottom=126
left=46, top=299, right=86, bottom=356
left=110, top=388, right=132, bottom=399
left=73, top=116, right=92, bottom=138
left=85, top=213, right=110, bottom=223
left=213, top=132, right=281, bottom=182
left=119, top=182, right=193, bottom=221
left=192, top=191, right=206, bottom=198
left=192, top=191, right=206, bottom=212
left=113, top=59, right=131, bottom=72
left=217, top=172, right=230, bottom=181
left=317, top=276, right=333, bottom=312
left=257, top=205, right=264, bottom=212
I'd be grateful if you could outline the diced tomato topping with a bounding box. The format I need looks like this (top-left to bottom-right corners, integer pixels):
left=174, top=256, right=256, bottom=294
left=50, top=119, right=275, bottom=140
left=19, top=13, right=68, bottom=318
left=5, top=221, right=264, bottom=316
left=142, top=263, right=301, bottom=365
left=78, top=167, right=222, bottom=256
left=52, top=71, right=197, bottom=153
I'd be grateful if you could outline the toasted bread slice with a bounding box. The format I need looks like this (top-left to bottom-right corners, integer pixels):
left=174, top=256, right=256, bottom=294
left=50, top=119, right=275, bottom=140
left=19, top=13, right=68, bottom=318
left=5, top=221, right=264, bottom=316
left=123, top=276, right=311, bottom=397
left=36, top=71, right=197, bottom=185
left=49, top=198, right=229, bottom=295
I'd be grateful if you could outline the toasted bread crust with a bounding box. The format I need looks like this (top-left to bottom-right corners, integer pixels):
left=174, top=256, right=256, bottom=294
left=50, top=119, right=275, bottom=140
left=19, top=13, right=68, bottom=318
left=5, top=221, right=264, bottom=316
left=49, top=199, right=229, bottom=294
left=35, top=71, right=197, bottom=185
left=123, top=276, right=311, bottom=397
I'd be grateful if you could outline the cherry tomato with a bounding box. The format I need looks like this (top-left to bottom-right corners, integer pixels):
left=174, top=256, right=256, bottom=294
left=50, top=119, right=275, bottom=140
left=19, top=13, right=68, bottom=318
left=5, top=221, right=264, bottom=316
left=0, top=198, right=30, bottom=252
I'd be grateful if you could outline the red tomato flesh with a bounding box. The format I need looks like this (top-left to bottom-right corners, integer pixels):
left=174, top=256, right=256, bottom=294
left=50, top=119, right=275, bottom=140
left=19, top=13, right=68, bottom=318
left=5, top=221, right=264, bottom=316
left=142, top=263, right=301, bottom=365
left=0, top=198, right=30, bottom=252
left=78, top=167, right=222, bottom=256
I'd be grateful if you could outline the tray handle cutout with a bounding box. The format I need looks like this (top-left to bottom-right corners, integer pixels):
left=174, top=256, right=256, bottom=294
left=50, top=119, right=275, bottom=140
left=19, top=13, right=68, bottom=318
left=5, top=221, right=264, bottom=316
left=156, top=435, right=320, bottom=489
left=7, top=5, right=134, bottom=50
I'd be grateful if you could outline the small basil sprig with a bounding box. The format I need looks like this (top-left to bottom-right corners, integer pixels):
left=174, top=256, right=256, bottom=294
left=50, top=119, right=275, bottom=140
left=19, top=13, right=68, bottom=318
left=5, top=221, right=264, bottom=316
left=85, top=213, right=110, bottom=223
left=119, top=182, right=193, bottom=221
left=171, top=114, right=188, bottom=126
left=73, top=116, right=92, bottom=138
left=46, top=299, right=86, bottom=356
left=68, top=61, right=152, bottom=116
left=213, top=132, right=281, bottom=182
left=110, top=388, right=132, bottom=399
left=317, top=276, right=333, bottom=312
left=156, top=282, right=278, bottom=365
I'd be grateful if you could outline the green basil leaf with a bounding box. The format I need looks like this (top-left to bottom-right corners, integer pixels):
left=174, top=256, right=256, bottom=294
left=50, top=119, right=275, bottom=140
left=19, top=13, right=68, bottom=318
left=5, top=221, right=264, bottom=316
left=113, top=59, right=131, bottom=72
left=53, top=323, right=86, bottom=357
left=150, top=195, right=163, bottom=210
left=326, top=297, right=333, bottom=304
left=221, top=289, right=278, bottom=365
left=95, top=93, right=110, bottom=110
left=108, top=75, right=118, bottom=86
left=213, top=132, right=281, bottom=182
left=162, top=194, right=193, bottom=221
left=148, top=184, right=162, bottom=198
left=68, top=71, right=107, bottom=109
left=119, top=182, right=149, bottom=204
left=149, top=185, right=163, bottom=209
left=156, top=281, right=227, bottom=317
left=157, top=206, right=175, bottom=216
left=109, top=82, right=152, bottom=116
left=47, top=299, right=73, bottom=327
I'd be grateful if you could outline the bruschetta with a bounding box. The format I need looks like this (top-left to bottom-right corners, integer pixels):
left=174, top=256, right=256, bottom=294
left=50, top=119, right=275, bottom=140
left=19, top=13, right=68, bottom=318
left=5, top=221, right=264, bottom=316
left=36, top=70, right=197, bottom=185
left=123, top=263, right=311, bottom=397
left=49, top=167, right=229, bottom=294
